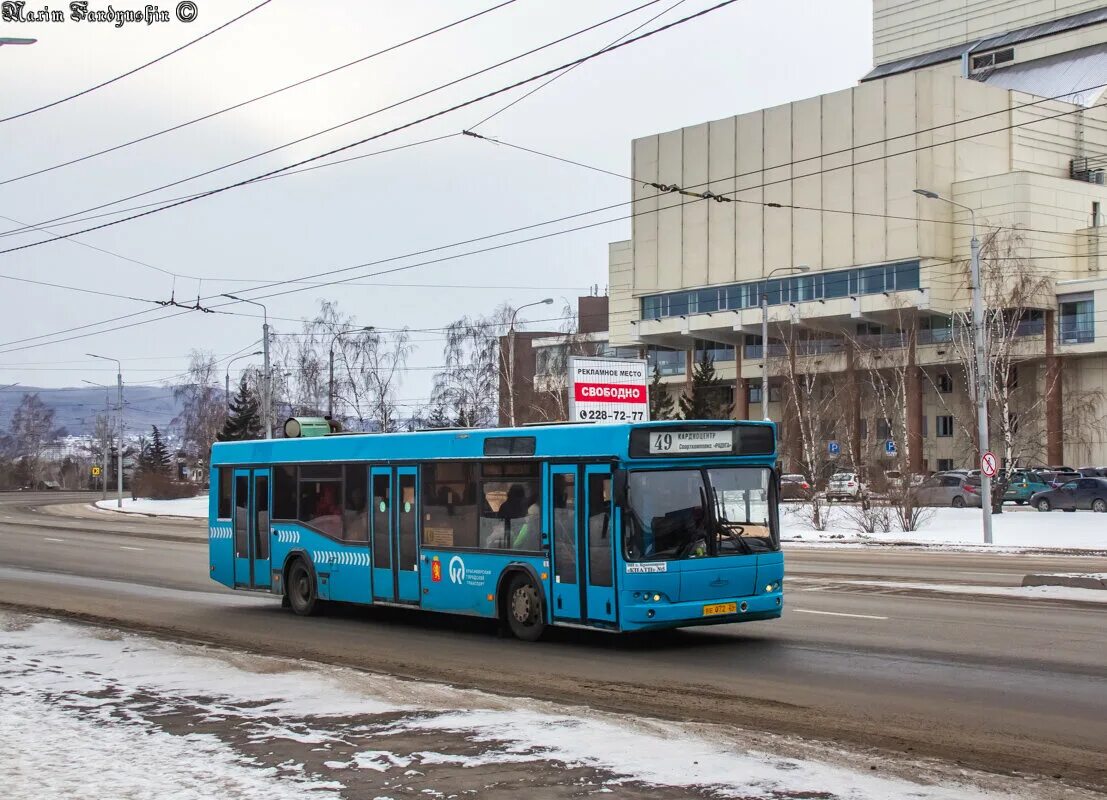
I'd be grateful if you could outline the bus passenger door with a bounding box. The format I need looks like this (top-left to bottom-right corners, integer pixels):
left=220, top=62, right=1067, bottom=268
left=252, top=469, right=271, bottom=589
left=232, top=468, right=271, bottom=589
left=548, top=465, right=581, bottom=621
left=232, top=469, right=252, bottom=587
left=370, top=467, right=394, bottom=602
left=583, top=465, right=616, bottom=623
left=394, top=467, right=421, bottom=604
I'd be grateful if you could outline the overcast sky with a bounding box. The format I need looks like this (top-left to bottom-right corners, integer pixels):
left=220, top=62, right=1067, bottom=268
left=0, top=0, right=871, bottom=412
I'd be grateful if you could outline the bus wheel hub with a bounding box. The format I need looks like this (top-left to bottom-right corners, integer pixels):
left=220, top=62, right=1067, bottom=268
left=512, top=588, right=534, bottom=622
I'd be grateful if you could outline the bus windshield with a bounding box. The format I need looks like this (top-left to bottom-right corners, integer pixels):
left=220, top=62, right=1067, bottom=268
left=624, top=467, right=776, bottom=560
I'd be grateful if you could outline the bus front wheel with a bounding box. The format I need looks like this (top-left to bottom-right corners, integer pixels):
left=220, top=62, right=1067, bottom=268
left=505, top=573, right=545, bottom=641
left=287, top=558, right=320, bottom=617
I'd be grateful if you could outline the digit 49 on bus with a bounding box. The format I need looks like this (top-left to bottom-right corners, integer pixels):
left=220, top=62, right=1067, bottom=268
left=208, top=420, right=783, bottom=640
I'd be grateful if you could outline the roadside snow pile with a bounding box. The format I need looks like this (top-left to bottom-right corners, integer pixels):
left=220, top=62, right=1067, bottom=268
left=1, top=614, right=1023, bottom=800
left=782, top=505, right=1106, bottom=550
left=94, top=495, right=208, bottom=518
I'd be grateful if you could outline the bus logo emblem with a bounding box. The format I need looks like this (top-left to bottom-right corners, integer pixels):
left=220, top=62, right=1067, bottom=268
left=448, top=555, right=465, bottom=584
left=431, top=558, right=442, bottom=583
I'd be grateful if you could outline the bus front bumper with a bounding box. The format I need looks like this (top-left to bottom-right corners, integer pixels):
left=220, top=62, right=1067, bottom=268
left=620, top=591, right=783, bottom=630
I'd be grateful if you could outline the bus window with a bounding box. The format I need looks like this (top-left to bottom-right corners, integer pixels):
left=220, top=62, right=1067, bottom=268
left=372, top=474, right=391, bottom=568
left=343, top=465, right=368, bottom=543
left=273, top=465, right=296, bottom=520
left=422, top=462, right=478, bottom=548
left=217, top=468, right=232, bottom=519
left=255, top=475, right=269, bottom=560
left=553, top=473, right=576, bottom=584
left=234, top=475, right=249, bottom=557
left=481, top=480, right=539, bottom=549
left=399, top=474, right=418, bottom=570
left=587, top=474, right=612, bottom=587
left=300, top=479, right=343, bottom=538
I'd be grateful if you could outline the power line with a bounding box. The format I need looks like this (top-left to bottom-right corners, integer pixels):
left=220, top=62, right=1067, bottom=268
left=0, top=0, right=676, bottom=246
left=0, top=0, right=275, bottom=124
left=0, top=0, right=516, bottom=185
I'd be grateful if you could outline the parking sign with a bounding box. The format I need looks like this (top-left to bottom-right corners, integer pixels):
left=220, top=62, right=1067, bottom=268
left=828, top=440, right=840, bottom=457
left=885, top=440, right=897, bottom=456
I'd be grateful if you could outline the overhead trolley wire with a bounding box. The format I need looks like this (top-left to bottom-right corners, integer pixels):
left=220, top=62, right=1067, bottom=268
left=0, top=0, right=518, bottom=186
left=0, top=0, right=276, bottom=124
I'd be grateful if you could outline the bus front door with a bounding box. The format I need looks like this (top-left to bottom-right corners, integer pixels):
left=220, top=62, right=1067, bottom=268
left=232, top=468, right=271, bottom=589
left=370, top=467, right=394, bottom=602
left=582, top=465, right=616, bottom=623
left=548, top=465, right=581, bottom=621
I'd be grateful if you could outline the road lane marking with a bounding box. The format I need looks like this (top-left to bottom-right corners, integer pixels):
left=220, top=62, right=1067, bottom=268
left=793, top=609, right=888, bottom=620
left=43, top=537, right=65, bottom=543
left=119, top=546, right=145, bottom=551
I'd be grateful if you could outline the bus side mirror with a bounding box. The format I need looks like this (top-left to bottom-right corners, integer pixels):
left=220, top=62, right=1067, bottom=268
left=613, top=470, right=627, bottom=506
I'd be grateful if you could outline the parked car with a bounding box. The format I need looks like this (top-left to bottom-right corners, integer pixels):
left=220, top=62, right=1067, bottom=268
left=1003, top=470, right=1051, bottom=505
left=826, top=472, right=865, bottom=502
left=1078, top=467, right=1107, bottom=478
left=1030, top=477, right=1107, bottom=512
left=779, top=474, right=813, bottom=501
left=914, top=474, right=983, bottom=508
left=1035, top=469, right=1081, bottom=489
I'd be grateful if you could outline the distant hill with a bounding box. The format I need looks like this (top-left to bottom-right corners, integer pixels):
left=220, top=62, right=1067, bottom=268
left=0, top=386, right=186, bottom=437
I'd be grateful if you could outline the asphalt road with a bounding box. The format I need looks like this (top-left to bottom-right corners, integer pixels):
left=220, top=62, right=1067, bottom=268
left=2, top=492, right=1105, bottom=791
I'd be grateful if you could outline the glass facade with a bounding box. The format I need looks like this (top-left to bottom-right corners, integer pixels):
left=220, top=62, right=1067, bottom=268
left=1058, top=293, right=1094, bottom=344
left=640, top=260, right=921, bottom=320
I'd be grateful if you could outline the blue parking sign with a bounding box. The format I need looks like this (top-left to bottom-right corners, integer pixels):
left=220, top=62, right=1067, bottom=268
left=885, top=439, right=897, bottom=456
left=828, top=440, right=840, bottom=456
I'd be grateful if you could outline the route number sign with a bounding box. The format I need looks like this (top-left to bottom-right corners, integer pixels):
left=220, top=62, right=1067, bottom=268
left=568, top=356, right=649, bottom=424
left=981, top=451, right=998, bottom=478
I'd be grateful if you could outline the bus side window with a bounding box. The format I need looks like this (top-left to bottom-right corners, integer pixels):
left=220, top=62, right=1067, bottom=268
left=587, top=475, right=612, bottom=587
left=217, top=468, right=232, bottom=519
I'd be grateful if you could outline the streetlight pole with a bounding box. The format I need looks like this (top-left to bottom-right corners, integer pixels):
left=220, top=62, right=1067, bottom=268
left=508, top=298, right=554, bottom=427
left=225, top=351, right=263, bottom=413
left=223, top=295, right=271, bottom=439
left=915, top=188, right=992, bottom=544
left=328, top=326, right=374, bottom=420
left=87, top=354, right=123, bottom=508
left=82, top=379, right=109, bottom=500
left=760, top=266, right=809, bottom=422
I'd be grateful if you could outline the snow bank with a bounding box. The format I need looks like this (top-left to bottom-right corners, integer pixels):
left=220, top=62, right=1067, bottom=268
left=94, top=494, right=208, bottom=518
left=782, top=505, right=1107, bottom=550
left=1, top=614, right=1020, bottom=800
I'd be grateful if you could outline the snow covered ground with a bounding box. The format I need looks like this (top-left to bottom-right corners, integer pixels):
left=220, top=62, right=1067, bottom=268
left=782, top=504, right=1107, bottom=551
left=94, top=495, right=208, bottom=518
left=0, top=613, right=1060, bottom=800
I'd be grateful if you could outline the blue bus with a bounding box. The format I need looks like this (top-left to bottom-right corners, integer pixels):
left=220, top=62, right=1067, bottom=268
left=208, top=420, right=782, bottom=640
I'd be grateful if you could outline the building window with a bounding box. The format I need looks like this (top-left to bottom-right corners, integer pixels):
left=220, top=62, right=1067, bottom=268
left=921, top=415, right=928, bottom=438
left=1059, top=293, right=1094, bottom=344
left=859, top=419, right=868, bottom=440
left=647, top=346, right=686, bottom=377
left=694, top=339, right=734, bottom=363
left=768, top=383, right=781, bottom=403
left=936, top=415, right=954, bottom=438
left=748, top=382, right=762, bottom=405
left=937, top=458, right=954, bottom=472
left=877, top=419, right=891, bottom=440
left=938, top=372, right=953, bottom=393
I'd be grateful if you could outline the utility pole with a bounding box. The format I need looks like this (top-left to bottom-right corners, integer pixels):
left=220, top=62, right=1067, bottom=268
left=328, top=326, right=373, bottom=420
left=87, top=355, right=124, bottom=508
left=223, top=295, right=271, bottom=438
left=915, top=189, right=992, bottom=544
left=508, top=298, right=553, bottom=427
left=760, top=266, right=809, bottom=422
left=83, top=379, right=109, bottom=499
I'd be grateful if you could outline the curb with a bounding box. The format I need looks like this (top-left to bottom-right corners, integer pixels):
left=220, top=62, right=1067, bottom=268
left=1022, top=573, right=1107, bottom=590
left=88, top=502, right=207, bottom=522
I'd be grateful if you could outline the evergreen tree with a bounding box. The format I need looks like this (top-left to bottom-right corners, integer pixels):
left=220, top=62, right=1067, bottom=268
left=217, top=378, right=264, bottom=442
left=678, top=351, right=733, bottom=420
left=648, top=364, right=675, bottom=420
left=149, top=426, right=171, bottom=475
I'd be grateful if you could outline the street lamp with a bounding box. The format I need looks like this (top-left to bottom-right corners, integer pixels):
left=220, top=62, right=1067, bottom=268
left=915, top=187, right=991, bottom=543
left=328, top=326, right=374, bottom=420
left=222, top=295, right=271, bottom=439
left=225, top=351, right=263, bottom=413
left=86, top=354, right=123, bottom=508
left=81, top=379, right=110, bottom=500
left=0, top=38, right=37, bottom=46
left=761, top=266, right=809, bottom=423
left=508, top=298, right=554, bottom=427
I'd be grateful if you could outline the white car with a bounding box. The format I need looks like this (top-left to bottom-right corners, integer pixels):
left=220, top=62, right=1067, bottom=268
left=826, top=472, right=865, bottom=502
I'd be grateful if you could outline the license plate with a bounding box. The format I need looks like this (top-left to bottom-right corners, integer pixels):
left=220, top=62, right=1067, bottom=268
left=702, top=602, right=737, bottom=616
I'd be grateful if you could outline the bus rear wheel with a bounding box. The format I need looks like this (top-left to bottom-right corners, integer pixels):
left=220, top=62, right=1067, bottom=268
left=505, top=573, right=545, bottom=641
left=287, top=558, right=320, bottom=617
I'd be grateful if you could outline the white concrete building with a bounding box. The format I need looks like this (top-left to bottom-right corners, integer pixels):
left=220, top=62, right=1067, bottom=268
left=609, top=1, right=1107, bottom=475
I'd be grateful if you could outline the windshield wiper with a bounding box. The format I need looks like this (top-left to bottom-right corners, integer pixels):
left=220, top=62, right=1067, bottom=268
left=710, top=486, right=752, bottom=554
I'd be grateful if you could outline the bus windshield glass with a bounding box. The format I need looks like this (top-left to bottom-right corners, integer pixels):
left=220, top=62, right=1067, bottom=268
left=624, top=467, right=776, bottom=560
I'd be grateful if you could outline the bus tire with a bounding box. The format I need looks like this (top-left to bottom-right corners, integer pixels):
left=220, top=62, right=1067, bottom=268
left=504, top=572, right=545, bottom=642
left=286, top=557, right=320, bottom=617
